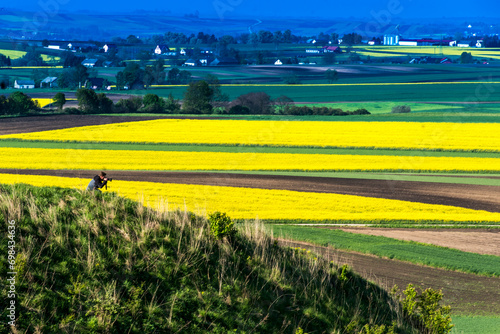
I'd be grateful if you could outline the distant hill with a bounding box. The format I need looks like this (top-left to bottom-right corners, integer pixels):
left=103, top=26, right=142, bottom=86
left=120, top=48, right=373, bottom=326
left=2, top=9, right=499, bottom=41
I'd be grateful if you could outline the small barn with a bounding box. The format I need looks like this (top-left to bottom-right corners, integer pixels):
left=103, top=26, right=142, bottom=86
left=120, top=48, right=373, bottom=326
left=40, top=77, right=58, bottom=88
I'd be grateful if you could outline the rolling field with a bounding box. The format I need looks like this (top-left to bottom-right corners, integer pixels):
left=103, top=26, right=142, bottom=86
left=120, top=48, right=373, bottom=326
left=0, top=109, right=499, bottom=330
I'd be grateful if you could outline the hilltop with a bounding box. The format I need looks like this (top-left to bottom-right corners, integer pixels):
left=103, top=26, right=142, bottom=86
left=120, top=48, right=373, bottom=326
left=0, top=183, right=434, bottom=333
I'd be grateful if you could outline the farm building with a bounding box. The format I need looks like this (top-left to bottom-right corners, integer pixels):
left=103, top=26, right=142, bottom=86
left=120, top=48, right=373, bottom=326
left=154, top=45, right=170, bottom=55
left=14, top=80, right=35, bottom=89
left=384, top=34, right=399, bottom=46
left=398, top=38, right=455, bottom=46
left=82, top=59, right=98, bottom=68
left=323, top=46, right=342, bottom=53
left=40, top=77, right=58, bottom=88
left=184, top=59, right=200, bottom=67
left=306, top=49, right=321, bottom=54
left=210, top=57, right=239, bottom=66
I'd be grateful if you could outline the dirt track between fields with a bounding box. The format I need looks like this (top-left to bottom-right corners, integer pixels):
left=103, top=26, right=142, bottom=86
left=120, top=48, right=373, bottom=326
left=0, top=114, right=231, bottom=135
left=337, top=228, right=500, bottom=256
left=0, top=169, right=499, bottom=213
left=278, top=238, right=500, bottom=315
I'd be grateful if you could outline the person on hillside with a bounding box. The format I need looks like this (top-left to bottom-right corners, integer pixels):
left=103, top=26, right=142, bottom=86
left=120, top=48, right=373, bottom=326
left=86, top=171, right=109, bottom=192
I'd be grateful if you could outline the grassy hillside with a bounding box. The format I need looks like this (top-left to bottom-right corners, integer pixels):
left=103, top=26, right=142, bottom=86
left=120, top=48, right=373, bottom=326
left=0, top=183, right=428, bottom=333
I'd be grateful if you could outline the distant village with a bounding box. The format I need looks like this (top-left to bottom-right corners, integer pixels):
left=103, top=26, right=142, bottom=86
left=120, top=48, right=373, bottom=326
left=1, top=27, right=494, bottom=90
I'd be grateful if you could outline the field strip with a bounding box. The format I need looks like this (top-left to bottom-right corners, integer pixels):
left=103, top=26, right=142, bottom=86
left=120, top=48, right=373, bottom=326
left=275, top=224, right=500, bottom=228
left=276, top=239, right=500, bottom=315
left=2, top=119, right=499, bottom=152
left=150, top=82, right=500, bottom=87
left=1, top=147, right=500, bottom=172
left=273, top=228, right=500, bottom=277
left=337, top=227, right=500, bottom=256
left=1, top=140, right=498, bottom=158
left=1, top=173, right=500, bottom=222
left=1, top=169, right=498, bottom=212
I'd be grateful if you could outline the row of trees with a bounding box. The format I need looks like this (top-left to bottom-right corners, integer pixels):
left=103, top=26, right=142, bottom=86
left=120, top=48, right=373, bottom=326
left=69, top=79, right=369, bottom=117
left=0, top=92, right=40, bottom=115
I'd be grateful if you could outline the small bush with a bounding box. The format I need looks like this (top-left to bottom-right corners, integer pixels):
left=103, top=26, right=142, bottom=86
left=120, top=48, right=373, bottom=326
left=208, top=211, right=235, bottom=240
left=65, top=107, right=81, bottom=114
left=391, top=105, right=411, bottom=113
left=228, top=105, right=250, bottom=115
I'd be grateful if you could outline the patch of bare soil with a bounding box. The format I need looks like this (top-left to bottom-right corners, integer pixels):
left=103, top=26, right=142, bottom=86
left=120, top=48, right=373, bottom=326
left=338, top=228, right=500, bottom=257
left=278, top=239, right=500, bottom=315
left=0, top=170, right=499, bottom=213
left=0, top=114, right=234, bottom=135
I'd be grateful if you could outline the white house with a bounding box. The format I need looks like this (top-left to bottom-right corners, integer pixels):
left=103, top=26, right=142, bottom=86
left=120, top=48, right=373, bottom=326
left=14, top=80, right=35, bottom=89
left=102, top=44, right=117, bottom=53
left=154, top=44, right=169, bottom=55
left=274, top=59, right=283, bottom=65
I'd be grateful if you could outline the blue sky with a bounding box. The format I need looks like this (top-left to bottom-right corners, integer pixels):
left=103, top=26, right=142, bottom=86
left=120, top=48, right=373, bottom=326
left=6, top=0, right=500, bottom=18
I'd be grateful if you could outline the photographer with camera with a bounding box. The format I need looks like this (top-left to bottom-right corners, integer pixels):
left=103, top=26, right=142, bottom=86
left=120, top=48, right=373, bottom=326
left=86, top=171, right=112, bottom=192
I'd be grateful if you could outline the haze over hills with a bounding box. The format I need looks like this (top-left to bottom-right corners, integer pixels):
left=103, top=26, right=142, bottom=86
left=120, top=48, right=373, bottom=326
left=1, top=8, right=500, bottom=41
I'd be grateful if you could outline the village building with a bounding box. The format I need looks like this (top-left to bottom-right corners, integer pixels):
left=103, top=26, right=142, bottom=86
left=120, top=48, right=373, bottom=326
left=14, top=80, right=35, bottom=89
left=40, top=77, right=58, bottom=88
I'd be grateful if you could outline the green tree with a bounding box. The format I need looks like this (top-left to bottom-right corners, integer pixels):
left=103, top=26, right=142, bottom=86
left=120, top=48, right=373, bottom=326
left=164, top=93, right=181, bottom=113
left=167, top=67, right=191, bottom=84
left=0, top=95, right=8, bottom=115
left=116, top=63, right=144, bottom=88
left=325, top=69, right=338, bottom=83
left=76, top=87, right=99, bottom=114
left=150, top=58, right=166, bottom=85
left=52, top=92, right=66, bottom=111
left=323, top=52, right=337, bottom=65
left=97, top=93, right=114, bottom=113
left=205, top=74, right=229, bottom=109
left=7, top=91, right=39, bottom=115
left=115, top=96, right=143, bottom=113
left=57, top=65, right=89, bottom=89
left=142, top=94, right=165, bottom=113
left=231, top=92, right=272, bottom=114
left=182, top=80, right=213, bottom=114
left=460, top=52, right=473, bottom=64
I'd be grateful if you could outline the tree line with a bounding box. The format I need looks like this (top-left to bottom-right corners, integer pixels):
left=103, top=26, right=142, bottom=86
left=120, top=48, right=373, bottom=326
left=65, top=79, right=369, bottom=116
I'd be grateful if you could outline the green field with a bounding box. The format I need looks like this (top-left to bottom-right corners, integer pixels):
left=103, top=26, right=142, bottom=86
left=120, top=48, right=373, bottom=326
left=115, top=82, right=500, bottom=105
left=271, top=226, right=500, bottom=276
left=452, top=316, right=500, bottom=333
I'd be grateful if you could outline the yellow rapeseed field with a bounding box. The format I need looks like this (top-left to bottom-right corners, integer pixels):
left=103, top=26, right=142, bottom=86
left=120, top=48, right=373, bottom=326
left=1, top=173, right=499, bottom=222
left=3, top=119, right=499, bottom=152
left=351, top=46, right=500, bottom=60
left=1, top=147, right=499, bottom=172
left=33, top=98, right=53, bottom=108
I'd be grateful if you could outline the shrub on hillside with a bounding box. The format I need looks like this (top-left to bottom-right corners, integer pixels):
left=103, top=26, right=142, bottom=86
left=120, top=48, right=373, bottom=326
left=208, top=211, right=236, bottom=240
left=391, top=105, right=411, bottom=113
